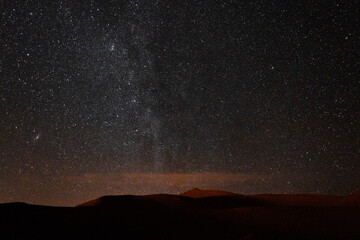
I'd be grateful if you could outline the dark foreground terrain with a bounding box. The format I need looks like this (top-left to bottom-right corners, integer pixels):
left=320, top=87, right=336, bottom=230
left=1, top=188, right=360, bottom=240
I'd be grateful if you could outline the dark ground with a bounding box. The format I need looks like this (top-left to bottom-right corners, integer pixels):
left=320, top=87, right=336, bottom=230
left=1, top=189, right=359, bottom=240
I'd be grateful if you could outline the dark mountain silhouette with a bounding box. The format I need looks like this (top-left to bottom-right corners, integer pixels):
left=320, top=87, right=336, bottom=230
left=1, top=189, right=360, bottom=240
left=181, top=188, right=239, bottom=198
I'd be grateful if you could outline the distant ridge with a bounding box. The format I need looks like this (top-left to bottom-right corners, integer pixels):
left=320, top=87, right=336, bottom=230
left=180, top=188, right=360, bottom=207
left=181, top=188, right=239, bottom=198
left=77, top=195, right=143, bottom=207
left=78, top=189, right=360, bottom=208
left=77, top=194, right=194, bottom=208
left=77, top=196, right=107, bottom=207
left=2, top=189, right=360, bottom=239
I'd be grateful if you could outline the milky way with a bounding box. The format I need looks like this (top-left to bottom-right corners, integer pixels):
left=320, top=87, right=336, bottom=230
left=1, top=1, right=359, bottom=205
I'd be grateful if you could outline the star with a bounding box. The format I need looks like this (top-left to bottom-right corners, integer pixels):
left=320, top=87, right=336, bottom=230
left=33, top=133, right=41, bottom=142
left=110, top=44, right=115, bottom=52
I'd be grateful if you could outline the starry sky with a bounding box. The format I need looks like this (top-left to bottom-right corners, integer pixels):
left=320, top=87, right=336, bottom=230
left=1, top=0, right=359, bottom=206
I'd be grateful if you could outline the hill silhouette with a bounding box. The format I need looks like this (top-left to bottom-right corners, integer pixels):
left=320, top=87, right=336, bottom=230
left=1, top=189, right=360, bottom=240
left=181, top=188, right=239, bottom=198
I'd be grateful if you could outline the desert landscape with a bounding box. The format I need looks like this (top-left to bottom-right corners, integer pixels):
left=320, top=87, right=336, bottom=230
left=1, top=188, right=359, bottom=240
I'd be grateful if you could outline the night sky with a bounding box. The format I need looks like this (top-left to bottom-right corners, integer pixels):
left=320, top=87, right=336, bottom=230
left=1, top=1, right=359, bottom=206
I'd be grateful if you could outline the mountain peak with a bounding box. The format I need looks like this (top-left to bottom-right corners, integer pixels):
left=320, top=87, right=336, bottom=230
left=181, top=188, right=238, bottom=198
